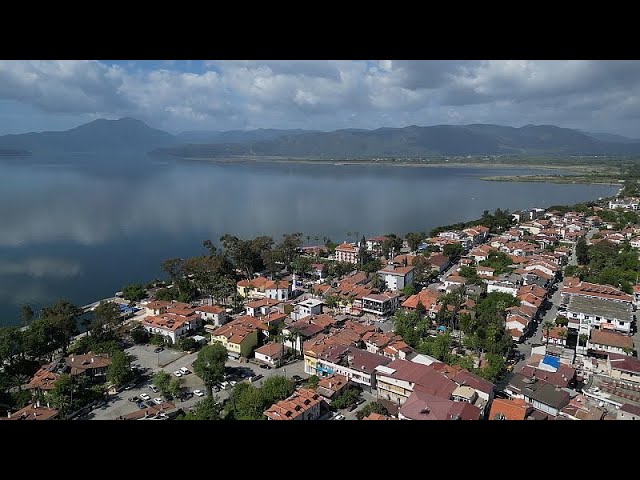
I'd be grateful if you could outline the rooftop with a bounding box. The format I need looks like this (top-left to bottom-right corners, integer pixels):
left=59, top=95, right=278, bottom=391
left=567, top=295, right=633, bottom=321
left=590, top=330, right=633, bottom=350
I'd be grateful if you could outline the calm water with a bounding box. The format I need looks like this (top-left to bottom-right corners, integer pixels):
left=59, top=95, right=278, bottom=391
left=0, top=156, right=618, bottom=326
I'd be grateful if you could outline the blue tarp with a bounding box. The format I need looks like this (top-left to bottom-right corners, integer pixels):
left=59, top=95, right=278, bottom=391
left=541, top=355, right=560, bottom=369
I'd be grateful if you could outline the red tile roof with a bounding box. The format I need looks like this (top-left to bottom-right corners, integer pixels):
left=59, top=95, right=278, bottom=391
left=399, top=388, right=481, bottom=420
left=488, top=398, right=530, bottom=420
left=195, top=305, right=225, bottom=314
left=2, top=404, right=58, bottom=421
left=590, top=330, right=633, bottom=349
left=264, top=388, right=322, bottom=420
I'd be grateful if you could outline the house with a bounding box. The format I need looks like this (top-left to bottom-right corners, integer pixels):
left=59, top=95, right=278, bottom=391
left=116, top=401, right=178, bottom=420
left=506, top=314, right=532, bottom=342
left=65, top=352, right=112, bottom=378
left=363, top=413, right=394, bottom=420
left=633, top=285, right=640, bottom=309
left=468, top=245, right=494, bottom=264
left=488, top=398, right=531, bottom=420
left=588, top=329, right=634, bottom=356
left=618, top=403, right=640, bottom=421
left=2, top=403, right=59, bottom=421
left=25, top=363, right=59, bottom=394
left=264, top=388, right=323, bottom=420
left=462, top=225, right=490, bottom=245
left=541, top=327, right=568, bottom=347
left=443, top=275, right=467, bottom=291
left=607, top=354, right=640, bottom=384
left=486, top=273, right=522, bottom=297
left=292, top=298, right=324, bottom=321
left=375, top=360, right=457, bottom=406
left=561, top=280, right=633, bottom=306
left=313, top=344, right=391, bottom=391
left=431, top=363, right=495, bottom=411
left=208, top=318, right=259, bottom=359
left=398, top=388, right=481, bottom=420
left=254, top=342, right=286, bottom=368
left=476, top=266, right=495, bottom=278
left=517, top=356, right=576, bottom=389
left=377, top=263, right=415, bottom=291
left=505, top=374, right=570, bottom=417
left=264, top=280, right=291, bottom=301
left=366, top=236, right=388, bottom=253
left=427, top=253, right=451, bottom=273
left=401, top=289, right=442, bottom=317
left=194, top=305, right=227, bottom=327
left=245, top=298, right=280, bottom=318
left=335, top=243, right=359, bottom=264
left=315, top=374, right=349, bottom=400
left=236, top=276, right=269, bottom=298
left=142, top=311, right=201, bottom=344
left=566, top=295, right=634, bottom=335
left=361, top=292, right=400, bottom=316
left=145, top=300, right=193, bottom=316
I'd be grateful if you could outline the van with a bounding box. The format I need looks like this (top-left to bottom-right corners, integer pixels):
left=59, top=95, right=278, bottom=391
left=179, top=367, right=190, bottom=375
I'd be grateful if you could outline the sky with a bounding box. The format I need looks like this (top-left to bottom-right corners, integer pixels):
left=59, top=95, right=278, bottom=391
left=0, top=60, right=639, bottom=137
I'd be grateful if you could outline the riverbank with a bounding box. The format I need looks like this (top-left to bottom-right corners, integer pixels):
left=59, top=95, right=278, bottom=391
left=481, top=175, right=624, bottom=186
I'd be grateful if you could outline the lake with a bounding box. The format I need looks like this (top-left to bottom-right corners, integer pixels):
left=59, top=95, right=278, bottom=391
left=0, top=156, right=618, bottom=326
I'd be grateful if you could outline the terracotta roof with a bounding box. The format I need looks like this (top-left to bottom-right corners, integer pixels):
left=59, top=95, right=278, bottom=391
left=336, top=243, right=358, bottom=253
left=116, top=401, right=177, bottom=420
left=264, top=280, right=290, bottom=291
left=402, top=289, right=441, bottom=310
left=246, top=298, right=280, bottom=309
left=608, top=354, right=640, bottom=374
left=445, top=275, right=467, bottom=284
left=377, top=360, right=457, bottom=398
left=65, top=352, right=112, bottom=373
left=195, top=305, right=225, bottom=314
left=264, top=388, right=322, bottom=420
left=142, top=313, right=191, bottom=332
left=489, top=398, right=530, bottom=420
left=2, top=404, right=58, bottom=421
left=561, top=281, right=633, bottom=303
left=379, top=264, right=415, bottom=276
left=254, top=342, right=285, bottom=358
left=399, top=388, right=481, bottom=420
left=590, top=330, right=633, bottom=350
left=620, top=403, right=640, bottom=416
left=25, top=364, right=59, bottom=390
left=363, top=412, right=394, bottom=420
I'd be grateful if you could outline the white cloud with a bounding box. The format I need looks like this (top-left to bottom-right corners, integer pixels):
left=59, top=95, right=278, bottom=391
left=0, top=60, right=639, bottom=136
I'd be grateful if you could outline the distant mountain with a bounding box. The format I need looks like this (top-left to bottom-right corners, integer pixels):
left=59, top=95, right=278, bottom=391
left=156, top=123, right=640, bottom=159
left=582, top=131, right=640, bottom=144
left=0, top=117, right=177, bottom=154
left=177, top=128, right=318, bottom=144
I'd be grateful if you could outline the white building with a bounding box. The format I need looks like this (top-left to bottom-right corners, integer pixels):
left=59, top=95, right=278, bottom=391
left=295, top=298, right=324, bottom=319
left=566, top=295, right=634, bottom=335
left=335, top=243, right=358, bottom=264
left=378, top=264, right=415, bottom=291
left=194, top=305, right=227, bottom=327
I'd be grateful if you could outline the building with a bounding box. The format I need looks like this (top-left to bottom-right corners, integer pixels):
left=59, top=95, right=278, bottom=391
left=588, top=329, right=634, bottom=356
left=254, top=342, right=286, bottom=368
left=377, top=264, right=415, bottom=291
left=618, top=403, right=640, bottom=421
left=607, top=354, right=640, bottom=384
left=25, top=363, right=59, bottom=394
left=335, top=243, right=358, bottom=264
left=295, top=298, right=324, bottom=319
left=566, top=295, right=634, bottom=335
left=398, top=388, right=481, bottom=420
left=488, top=398, right=531, bottom=420
left=236, top=276, right=269, bottom=298
left=65, top=352, right=112, bottom=378
left=194, top=305, right=227, bottom=327
left=245, top=298, right=280, bottom=318
left=315, top=374, right=349, bottom=400
left=505, top=374, right=570, bottom=417
left=141, top=311, right=201, bottom=344
left=314, top=345, right=391, bottom=391
left=208, top=319, right=259, bottom=359
left=361, top=292, right=400, bottom=316
left=264, top=388, right=323, bottom=420
left=374, top=360, right=457, bottom=406
left=561, top=280, right=633, bottom=306
left=427, top=253, right=451, bottom=273
left=2, top=403, right=59, bottom=421
left=264, top=280, right=291, bottom=301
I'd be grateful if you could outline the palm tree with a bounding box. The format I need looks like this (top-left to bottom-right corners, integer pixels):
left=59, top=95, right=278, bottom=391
left=557, top=328, right=567, bottom=346
left=579, top=333, right=589, bottom=348
left=541, top=320, right=554, bottom=346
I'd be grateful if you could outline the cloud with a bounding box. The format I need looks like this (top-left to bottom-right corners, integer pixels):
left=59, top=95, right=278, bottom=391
left=0, top=258, right=82, bottom=278
left=0, top=60, right=640, bottom=136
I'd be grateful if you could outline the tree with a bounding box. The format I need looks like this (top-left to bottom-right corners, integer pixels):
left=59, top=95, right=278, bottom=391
left=291, top=256, right=312, bottom=277
left=168, top=378, right=182, bottom=398
left=415, top=301, right=426, bottom=317
left=260, top=376, right=295, bottom=406
left=443, top=242, right=464, bottom=260
left=49, top=374, right=74, bottom=418
left=541, top=320, right=554, bottom=346
left=122, top=283, right=146, bottom=302
left=405, top=232, right=423, bottom=252
left=305, top=375, right=320, bottom=389
left=130, top=325, right=150, bottom=344
left=154, top=371, right=171, bottom=395
left=180, top=395, right=222, bottom=420
left=576, top=237, right=589, bottom=265
left=39, top=300, right=81, bottom=356
left=381, top=234, right=403, bottom=259
left=279, top=232, right=304, bottom=272
left=107, top=350, right=132, bottom=387
left=356, top=401, right=389, bottom=420
left=19, top=305, right=34, bottom=327
left=192, top=343, right=228, bottom=396
left=402, top=284, right=416, bottom=296
left=330, top=387, right=361, bottom=410
left=579, top=333, right=589, bottom=347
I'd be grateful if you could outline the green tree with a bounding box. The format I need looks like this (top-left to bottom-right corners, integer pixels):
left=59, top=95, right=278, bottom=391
left=278, top=232, right=304, bottom=272
left=579, top=333, right=589, bottom=347
left=180, top=395, right=223, bottom=420
left=168, top=378, right=182, bottom=398
left=575, top=237, right=589, bottom=265
left=19, top=305, right=34, bottom=327
left=330, top=387, right=361, bottom=410
left=107, top=350, right=132, bottom=387
left=356, top=401, right=390, bottom=420
left=49, top=374, right=74, bottom=418
left=260, top=376, right=295, bottom=406
left=443, top=242, right=464, bottom=260
left=402, top=284, right=416, bottom=296
left=122, top=283, right=146, bottom=302
left=541, top=320, right=554, bottom=346
left=381, top=234, right=403, bottom=259
left=192, top=343, right=228, bottom=396
left=305, top=375, right=320, bottom=389
left=405, top=232, right=424, bottom=252
left=130, top=325, right=150, bottom=344
left=291, top=256, right=312, bottom=277
left=154, top=371, right=171, bottom=395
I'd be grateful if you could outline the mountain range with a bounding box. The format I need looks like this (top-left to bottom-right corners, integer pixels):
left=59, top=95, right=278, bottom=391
left=1, top=117, right=640, bottom=158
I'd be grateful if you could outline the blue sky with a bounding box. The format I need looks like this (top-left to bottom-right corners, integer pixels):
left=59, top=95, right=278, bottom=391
left=0, top=60, right=639, bottom=136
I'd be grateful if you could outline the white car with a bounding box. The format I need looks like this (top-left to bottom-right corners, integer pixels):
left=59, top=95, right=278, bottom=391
left=139, top=393, right=151, bottom=401
left=153, top=397, right=164, bottom=405
left=193, top=389, right=205, bottom=397
left=333, top=414, right=346, bottom=420
left=179, top=367, right=190, bottom=375
left=174, top=370, right=182, bottom=377
left=229, top=380, right=237, bottom=387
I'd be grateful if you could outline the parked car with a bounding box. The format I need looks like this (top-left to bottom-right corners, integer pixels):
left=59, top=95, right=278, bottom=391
left=259, top=364, right=270, bottom=369
left=179, top=367, right=190, bottom=375
left=292, top=375, right=303, bottom=382
left=193, top=389, right=205, bottom=397
left=174, top=370, right=183, bottom=377
left=250, top=374, right=263, bottom=383
left=136, top=402, right=146, bottom=409
left=153, top=397, right=164, bottom=405
left=145, top=401, right=156, bottom=408
left=333, top=414, right=346, bottom=420
left=356, top=398, right=365, bottom=405
left=154, top=346, right=164, bottom=353
left=149, top=384, right=159, bottom=393
left=229, top=380, right=237, bottom=387
left=220, top=381, right=230, bottom=390
left=140, top=393, right=151, bottom=401
left=128, top=396, right=139, bottom=403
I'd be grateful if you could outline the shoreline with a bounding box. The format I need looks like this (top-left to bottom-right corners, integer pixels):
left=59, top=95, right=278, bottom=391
left=481, top=175, right=623, bottom=186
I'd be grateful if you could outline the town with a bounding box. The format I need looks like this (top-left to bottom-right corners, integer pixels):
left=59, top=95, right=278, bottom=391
left=2, top=192, right=640, bottom=422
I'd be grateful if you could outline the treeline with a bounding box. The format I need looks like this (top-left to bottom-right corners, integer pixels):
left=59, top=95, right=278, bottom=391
left=429, top=208, right=513, bottom=238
